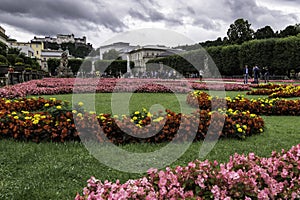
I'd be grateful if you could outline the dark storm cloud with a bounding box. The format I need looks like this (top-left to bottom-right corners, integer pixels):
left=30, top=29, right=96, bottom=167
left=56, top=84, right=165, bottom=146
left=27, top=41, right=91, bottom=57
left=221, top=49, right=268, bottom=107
left=0, top=0, right=126, bottom=36
left=0, top=0, right=299, bottom=45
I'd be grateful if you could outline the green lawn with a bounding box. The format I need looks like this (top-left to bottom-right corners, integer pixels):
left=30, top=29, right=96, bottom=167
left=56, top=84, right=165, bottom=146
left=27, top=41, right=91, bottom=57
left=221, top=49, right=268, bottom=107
left=1, top=92, right=300, bottom=199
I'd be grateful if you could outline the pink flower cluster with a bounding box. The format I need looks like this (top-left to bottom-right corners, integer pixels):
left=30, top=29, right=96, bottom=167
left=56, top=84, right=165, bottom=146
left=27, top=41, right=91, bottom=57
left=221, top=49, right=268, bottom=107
left=190, top=82, right=250, bottom=91
left=0, top=78, right=253, bottom=99
left=75, top=144, right=300, bottom=199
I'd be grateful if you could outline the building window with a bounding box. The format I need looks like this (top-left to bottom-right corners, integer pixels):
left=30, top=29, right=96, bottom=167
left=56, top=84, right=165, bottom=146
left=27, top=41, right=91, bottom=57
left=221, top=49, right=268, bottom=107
left=36, top=51, right=39, bottom=55
left=44, top=58, right=46, bottom=61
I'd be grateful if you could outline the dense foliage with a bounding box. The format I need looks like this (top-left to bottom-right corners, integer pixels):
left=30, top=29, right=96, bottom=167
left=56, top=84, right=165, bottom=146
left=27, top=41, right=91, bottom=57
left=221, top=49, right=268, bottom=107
left=148, top=35, right=300, bottom=77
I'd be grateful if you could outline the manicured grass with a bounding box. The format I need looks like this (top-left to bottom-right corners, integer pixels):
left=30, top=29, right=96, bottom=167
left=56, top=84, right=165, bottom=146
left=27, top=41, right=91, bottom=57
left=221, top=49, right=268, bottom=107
left=2, top=91, right=300, bottom=199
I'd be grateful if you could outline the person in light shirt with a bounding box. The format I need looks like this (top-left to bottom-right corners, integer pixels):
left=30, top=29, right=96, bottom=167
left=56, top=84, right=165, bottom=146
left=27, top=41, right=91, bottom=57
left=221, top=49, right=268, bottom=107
left=243, top=65, right=249, bottom=84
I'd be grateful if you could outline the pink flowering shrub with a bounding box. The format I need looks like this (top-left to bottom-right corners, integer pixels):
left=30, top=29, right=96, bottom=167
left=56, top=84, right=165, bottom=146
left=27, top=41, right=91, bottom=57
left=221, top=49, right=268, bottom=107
left=75, top=144, right=300, bottom=199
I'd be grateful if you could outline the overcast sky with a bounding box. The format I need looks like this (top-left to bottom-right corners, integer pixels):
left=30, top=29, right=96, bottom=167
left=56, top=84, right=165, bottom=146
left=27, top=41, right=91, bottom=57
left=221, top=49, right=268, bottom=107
left=0, top=0, right=299, bottom=47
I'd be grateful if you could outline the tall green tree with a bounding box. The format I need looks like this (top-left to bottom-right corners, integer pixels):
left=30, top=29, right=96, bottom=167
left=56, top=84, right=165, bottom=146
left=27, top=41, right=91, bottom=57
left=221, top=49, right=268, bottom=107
left=102, top=49, right=120, bottom=60
left=0, top=41, right=7, bottom=56
left=47, top=58, right=60, bottom=75
left=254, top=26, right=275, bottom=39
left=68, top=58, right=83, bottom=74
left=227, top=18, right=254, bottom=44
left=279, top=24, right=300, bottom=37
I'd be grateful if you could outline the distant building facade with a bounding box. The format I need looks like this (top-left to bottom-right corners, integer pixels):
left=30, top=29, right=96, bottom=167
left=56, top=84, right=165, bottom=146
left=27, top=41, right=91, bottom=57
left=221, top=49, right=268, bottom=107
left=0, top=26, right=9, bottom=45
left=31, top=34, right=87, bottom=44
left=99, top=42, right=137, bottom=60
left=128, top=45, right=184, bottom=72
left=11, top=43, right=35, bottom=58
left=29, top=41, right=44, bottom=66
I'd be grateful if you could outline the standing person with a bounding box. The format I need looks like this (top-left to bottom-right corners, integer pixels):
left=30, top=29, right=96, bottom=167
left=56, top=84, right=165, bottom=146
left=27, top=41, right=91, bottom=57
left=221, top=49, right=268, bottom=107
left=253, top=65, right=260, bottom=84
left=243, top=65, right=249, bottom=84
left=264, top=67, right=270, bottom=83
left=199, top=69, right=204, bottom=82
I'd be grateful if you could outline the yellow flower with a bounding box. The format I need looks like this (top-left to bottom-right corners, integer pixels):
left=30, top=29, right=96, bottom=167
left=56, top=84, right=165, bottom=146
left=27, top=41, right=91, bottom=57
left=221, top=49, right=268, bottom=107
left=21, top=111, right=29, bottom=115
left=13, top=116, right=19, bottom=120
left=78, top=102, right=84, bottom=106
left=34, top=114, right=41, bottom=118
left=44, top=103, right=50, bottom=107
left=250, top=114, right=256, bottom=118
left=242, top=125, right=247, bottom=130
left=147, top=112, right=152, bottom=117
left=41, top=115, right=46, bottom=119
left=237, top=128, right=243, bottom=132
left=56, top=106, right=62, bottom=110
left=67, top=119, right=71, bottom=122
left=11, top=111, right=17, bottom=115
left=134, top=111, right=140, bottom=115
left=236, top=124, right=240, bottom=128
left=259, top=128, right=263, bottom=132
left=77, top=113, right=83, bottom=118
left=89, top=111, right=96, bottom=114
left=72, top=110, right=77, bottom=114
left=153, top=117, right=164, bottom=122
left=25, top=116, right=32, bottom=120
left=32, top=120, right=39, bottom=125
left=132, top=116, right=137, bottom=121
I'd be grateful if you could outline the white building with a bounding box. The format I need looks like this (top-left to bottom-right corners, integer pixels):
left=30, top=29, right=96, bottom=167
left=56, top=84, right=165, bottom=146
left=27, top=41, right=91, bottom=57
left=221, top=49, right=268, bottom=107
left=128, top=45, right=184, bottom=72
left=99, top=42, right=137, bottom=60
left=10, top=43, right=35, bottom=58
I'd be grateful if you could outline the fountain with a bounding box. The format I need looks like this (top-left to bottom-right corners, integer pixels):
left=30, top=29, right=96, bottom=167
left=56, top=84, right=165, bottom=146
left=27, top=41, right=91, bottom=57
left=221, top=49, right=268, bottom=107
left=56, top=50, right=73, bottom=78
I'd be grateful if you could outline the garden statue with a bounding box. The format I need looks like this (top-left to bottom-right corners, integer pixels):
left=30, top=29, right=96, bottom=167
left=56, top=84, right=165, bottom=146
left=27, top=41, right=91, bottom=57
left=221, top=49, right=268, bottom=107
left=56, top=50, right=73, bottom=78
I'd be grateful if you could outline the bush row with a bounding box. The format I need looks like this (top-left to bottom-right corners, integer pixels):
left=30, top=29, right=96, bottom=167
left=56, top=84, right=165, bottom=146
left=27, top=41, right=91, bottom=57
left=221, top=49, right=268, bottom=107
left=0, top=97, right=264, bottom=143
left=187, top=91, right=300, bottom=115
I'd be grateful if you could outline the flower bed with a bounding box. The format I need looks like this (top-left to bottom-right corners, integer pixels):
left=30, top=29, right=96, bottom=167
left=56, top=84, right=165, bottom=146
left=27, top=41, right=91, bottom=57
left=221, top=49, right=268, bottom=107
left=0, top=97, right=264, bottom=143
left=187, top=91, right=300, bottom=115
left=75, top=144, right=300, bottom=199
left=0, top=78, right=252, bottom=99
left=247, top=84, right=300, bottom=98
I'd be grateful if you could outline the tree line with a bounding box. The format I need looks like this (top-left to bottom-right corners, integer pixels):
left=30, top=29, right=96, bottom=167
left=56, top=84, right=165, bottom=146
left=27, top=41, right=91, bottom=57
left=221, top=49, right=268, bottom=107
left=178, top=18, right=300, bottom=50
left=147, top=18, right=300, bottom=77
left=147, top=35, right=300, bottom=77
